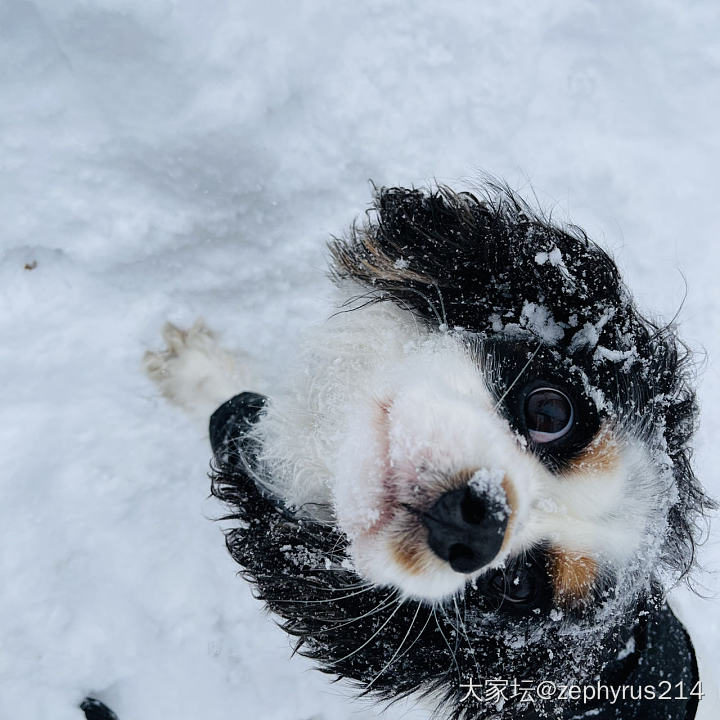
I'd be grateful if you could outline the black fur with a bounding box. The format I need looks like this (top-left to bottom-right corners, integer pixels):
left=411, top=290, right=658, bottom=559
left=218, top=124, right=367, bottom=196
left=211, top=184, right=714, bottom=719
left=330, top=184, right=712, bottom=580
left=211, top=393, right=698, bottom=720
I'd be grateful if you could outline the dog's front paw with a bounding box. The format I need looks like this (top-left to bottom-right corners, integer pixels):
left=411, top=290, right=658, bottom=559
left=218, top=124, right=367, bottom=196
left=144, top=319, right=256, bottom=418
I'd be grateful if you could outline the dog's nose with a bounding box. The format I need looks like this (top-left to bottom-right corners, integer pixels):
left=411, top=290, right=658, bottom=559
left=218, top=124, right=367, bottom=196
left=423, top=485, right=509, bottom=573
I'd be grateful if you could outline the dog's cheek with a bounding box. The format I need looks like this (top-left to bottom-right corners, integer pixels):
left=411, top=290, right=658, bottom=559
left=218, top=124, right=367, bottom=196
left=332, top=403, right=393, bottom=539
left=547, top=548, right=599, bottom=608
left=347, top=532, right=397, bottom=587
left=350, top=530, right=467, bottom=600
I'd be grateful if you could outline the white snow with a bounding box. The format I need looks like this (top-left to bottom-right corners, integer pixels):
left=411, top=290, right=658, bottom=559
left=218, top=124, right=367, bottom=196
left=520, top=302, right=566, bottom=344
left=468, top=467, right=510, bottom=521
left=497, top=302, right=567, bottom=343
left=1, top=1, right=719, bottom=719
left=535, top=246, right=576, bottom=289
left=594, top=345, right=637, bottom=364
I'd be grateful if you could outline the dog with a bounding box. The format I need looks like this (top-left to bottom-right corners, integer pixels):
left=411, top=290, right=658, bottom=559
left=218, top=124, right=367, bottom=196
left=142, top=183, right=713, bottom=720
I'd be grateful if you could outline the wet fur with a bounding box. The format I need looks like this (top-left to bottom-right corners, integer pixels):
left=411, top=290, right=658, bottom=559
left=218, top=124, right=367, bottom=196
left=210, top=183, right=714, bottom=719
left=329, top=184, right=709, bottom=581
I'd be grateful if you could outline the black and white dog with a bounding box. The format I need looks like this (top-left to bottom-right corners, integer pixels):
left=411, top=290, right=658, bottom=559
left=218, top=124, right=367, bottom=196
left=141, top=183, right=714, bottom=720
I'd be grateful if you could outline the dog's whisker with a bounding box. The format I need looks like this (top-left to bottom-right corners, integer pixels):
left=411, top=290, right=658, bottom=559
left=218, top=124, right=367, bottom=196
left=295, top=563, right=363, bottom=577
left=326, top=595, right=405, bottom=667
left=327, top=533, right=349, bottom=559
left=366, top=599, right=434, bottom=691
left=364, top=599, right=423, bottom=690
left=432, top=604, right=461, bottom=683
left=295, top=501, right=334, bottom=516
left=267, top=583, right=377, bottom=605
left=492, top=341, right=542, bottom=412
left=306, top=590, right=401, bottom=636
left=434, top=282, right=448, bottom=329
left=248, top=573, right=370, bottom=592
left=294, top=577, right=372, bottom=591
left=453, top=595, right=482, bottom=683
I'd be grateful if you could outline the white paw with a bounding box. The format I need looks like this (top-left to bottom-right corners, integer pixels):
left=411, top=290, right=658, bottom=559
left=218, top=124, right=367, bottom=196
left=144, top=319, right=256, bottom=419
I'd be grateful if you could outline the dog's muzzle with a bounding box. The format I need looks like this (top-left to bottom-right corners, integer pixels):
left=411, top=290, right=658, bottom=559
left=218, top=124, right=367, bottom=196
left=423, top=482, right=508, bottom=573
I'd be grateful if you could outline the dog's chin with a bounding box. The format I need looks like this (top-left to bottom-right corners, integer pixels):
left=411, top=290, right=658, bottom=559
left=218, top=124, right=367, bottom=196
left=349, top=530, right=505, bottom=601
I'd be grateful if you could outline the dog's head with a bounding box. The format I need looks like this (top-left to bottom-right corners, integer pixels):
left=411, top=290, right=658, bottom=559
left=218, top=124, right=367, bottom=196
left=213, top=184, right=711, bottom=716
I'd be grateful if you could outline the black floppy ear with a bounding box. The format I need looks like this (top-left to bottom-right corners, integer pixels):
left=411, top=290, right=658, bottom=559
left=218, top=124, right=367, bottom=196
left=329, top=184, right=526, bottom=330
left=329, top=187, right=434, bottom=291
left=330, top=183, right=628, bottom=343
left=373, top=185, right=468, bottom=262
left=329, top=185, right=484, bottom=330
left=330, top=186, right=477, bottom=292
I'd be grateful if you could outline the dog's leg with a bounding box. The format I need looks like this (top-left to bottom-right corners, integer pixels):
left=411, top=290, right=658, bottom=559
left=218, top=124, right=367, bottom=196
left=144, top=320, right=258, bottom=421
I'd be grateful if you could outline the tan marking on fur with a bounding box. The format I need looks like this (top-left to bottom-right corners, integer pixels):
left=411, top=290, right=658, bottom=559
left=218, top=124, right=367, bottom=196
left=391, top=517, right=434, bottom=576
left=449, top=468, right=475, bottom=487
left=499, top=475, right=517, bottom=553
left=355, top=399, right=396, bottom=537
left=548, top=548, right=598, bottom=607
left=565, top=426, right=620, bottom=475
left=392, top=538, right=428, bottom=575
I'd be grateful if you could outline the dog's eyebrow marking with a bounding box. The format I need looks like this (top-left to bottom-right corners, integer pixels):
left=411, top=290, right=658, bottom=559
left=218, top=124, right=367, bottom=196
left=548, top=548, right=598, bottom=606
left=564, top=426, right=620, bottom=476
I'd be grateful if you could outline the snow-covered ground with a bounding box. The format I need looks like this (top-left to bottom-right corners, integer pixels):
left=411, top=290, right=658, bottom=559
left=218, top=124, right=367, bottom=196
left=2, top=1, right=719, bottom=718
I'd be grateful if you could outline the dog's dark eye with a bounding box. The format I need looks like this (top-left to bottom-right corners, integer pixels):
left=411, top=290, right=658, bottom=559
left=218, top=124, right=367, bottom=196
left=524, top=388, right=574, bottom=443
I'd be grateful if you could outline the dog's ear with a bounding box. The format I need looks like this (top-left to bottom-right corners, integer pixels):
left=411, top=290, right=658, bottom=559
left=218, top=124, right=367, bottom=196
left=330, top=184, right=625, bottom=339
left=329, top=185, right=496, bottom=324
left=329, top=186, right=438, bottom=288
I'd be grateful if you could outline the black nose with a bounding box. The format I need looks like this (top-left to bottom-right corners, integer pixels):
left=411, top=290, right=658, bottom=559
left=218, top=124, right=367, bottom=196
left=423, top=485, right=509, bottom=573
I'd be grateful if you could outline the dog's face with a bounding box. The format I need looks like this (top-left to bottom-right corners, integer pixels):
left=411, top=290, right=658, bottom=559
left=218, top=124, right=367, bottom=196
left=212, top=185, right=711, bottom=716
left=331, top=321, right=663, bottom=607
left=255, top=185, right=702, bottom=614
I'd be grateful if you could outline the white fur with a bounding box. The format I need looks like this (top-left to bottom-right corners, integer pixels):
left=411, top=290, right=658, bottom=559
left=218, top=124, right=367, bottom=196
left=146, top=298, right=670, bottom=602
left=254, top=294, right=670, bottom=601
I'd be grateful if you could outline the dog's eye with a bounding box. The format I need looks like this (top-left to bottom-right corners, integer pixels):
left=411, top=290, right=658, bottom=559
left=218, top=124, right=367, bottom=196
left=524, top=388, right=574, bottom=443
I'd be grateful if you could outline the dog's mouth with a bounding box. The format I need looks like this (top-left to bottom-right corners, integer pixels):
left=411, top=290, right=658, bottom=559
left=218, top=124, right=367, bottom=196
left=332, top=394, right=615, bottom=611
left=335, top=396, right=521, bottom=601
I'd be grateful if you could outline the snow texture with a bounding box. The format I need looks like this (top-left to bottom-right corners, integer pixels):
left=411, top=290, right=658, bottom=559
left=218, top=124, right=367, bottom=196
left=1, top=1, right=719, bottom=719
left=468, top=468, right=509, bottom=523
